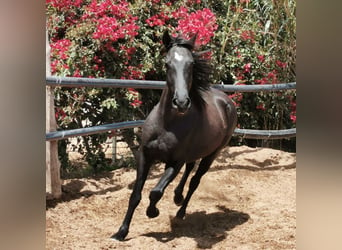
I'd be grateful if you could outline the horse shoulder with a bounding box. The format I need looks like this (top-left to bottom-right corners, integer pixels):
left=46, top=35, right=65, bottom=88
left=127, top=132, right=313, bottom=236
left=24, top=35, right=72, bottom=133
left=203, top=88, right=237, bottom=132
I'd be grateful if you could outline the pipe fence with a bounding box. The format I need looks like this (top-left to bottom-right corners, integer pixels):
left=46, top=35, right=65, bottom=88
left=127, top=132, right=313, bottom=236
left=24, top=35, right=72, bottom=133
left=46, top=76, right=296, bottom=141
left=47, top=76, right=296, bottom=92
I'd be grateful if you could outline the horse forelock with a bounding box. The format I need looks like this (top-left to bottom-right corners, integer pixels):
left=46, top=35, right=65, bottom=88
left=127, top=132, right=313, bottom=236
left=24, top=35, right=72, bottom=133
left=165, top=34, right=195, bottom=51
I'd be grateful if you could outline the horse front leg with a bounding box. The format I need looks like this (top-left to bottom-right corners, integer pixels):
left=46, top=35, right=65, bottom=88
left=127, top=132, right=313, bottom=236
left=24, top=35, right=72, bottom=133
left=174, top=162, right=195, bottom=206
left=111, top=151, right=152, bottom=241
left=146, top=162, right=184, bottom=218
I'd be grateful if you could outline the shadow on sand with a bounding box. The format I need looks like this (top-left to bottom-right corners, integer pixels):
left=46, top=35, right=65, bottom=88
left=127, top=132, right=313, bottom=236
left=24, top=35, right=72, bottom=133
left=46, top=172, right=124, bottom=209
left=142, top=205, right=250, bottom=249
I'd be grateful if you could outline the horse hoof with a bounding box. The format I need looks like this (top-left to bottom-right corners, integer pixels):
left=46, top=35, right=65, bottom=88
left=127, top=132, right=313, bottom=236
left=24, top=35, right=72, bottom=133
left=174, top=194, right=184, bottom=206
left=146, top=206, right=160, bottom=218
left=111, top=232, right=126, bottom=241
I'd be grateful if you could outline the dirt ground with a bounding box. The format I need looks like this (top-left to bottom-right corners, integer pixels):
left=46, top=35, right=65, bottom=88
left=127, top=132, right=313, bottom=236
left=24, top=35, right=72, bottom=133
left=46, top=145, right=296, bottom=249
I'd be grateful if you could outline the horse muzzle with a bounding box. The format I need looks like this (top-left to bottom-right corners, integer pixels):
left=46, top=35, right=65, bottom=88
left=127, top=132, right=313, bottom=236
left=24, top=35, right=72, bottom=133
left=172, top=96, right=191, bottom=114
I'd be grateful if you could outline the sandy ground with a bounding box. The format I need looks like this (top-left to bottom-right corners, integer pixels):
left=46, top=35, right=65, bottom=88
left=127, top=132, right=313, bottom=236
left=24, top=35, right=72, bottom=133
left=46, top=145, right=296, bottom=249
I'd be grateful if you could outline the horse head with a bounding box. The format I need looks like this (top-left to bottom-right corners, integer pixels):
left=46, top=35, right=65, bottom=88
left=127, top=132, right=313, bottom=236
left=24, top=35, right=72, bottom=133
left=163, top=31, right=197, bottom=115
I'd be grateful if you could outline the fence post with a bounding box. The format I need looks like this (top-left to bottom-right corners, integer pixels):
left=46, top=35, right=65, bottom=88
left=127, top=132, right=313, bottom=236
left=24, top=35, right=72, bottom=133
left=112, top=136, right=117, bottom=163
left=46, top=29, right=62, bottom=199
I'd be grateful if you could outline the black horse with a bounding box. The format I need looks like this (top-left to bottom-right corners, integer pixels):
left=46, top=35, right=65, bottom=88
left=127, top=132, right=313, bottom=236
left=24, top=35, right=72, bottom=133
left=112, top=31, right=237, bottom=241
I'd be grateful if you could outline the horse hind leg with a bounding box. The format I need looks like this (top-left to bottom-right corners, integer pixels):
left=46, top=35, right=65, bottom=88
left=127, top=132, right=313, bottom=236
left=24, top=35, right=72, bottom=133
left=176, top=152, right=218, bottom=219
left=174, top=162, right=195, bottom=206
left=146, top=162, right=183, bottom=218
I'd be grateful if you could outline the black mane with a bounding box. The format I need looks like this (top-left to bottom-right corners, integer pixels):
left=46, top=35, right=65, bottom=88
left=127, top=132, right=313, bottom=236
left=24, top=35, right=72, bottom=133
left=165, top=34, right=213, bottom=108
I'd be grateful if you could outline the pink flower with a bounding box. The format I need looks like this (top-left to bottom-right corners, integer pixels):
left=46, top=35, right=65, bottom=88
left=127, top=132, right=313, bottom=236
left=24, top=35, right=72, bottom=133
left=121, top=66, right=144, bottom=80
left=230, top=6, right=243, bottom=13
left=93, top=56, right=102, bottom=64
left=186, top=0, right=201, bottom=4
left=146, top=13, right=169, bottom=27
left=290, top=100, right=296, bottom=109
left=104, top=42, right=116, bottom=52
left=172, top=6, right=189, bottom=19
left=93, top=15, right=139, bottom=42
left=276, top=60, right=287, bottom=68
left=290, top=114, right=296, bottom=123
left=84, top=0, right=129, bottom=19
left=235, top=49, right=242, bottom=58
left=256, top=103, right=266, bottom=110
left=240, top=30, right=255, bottom=43
left=267, top=70, right=278, bottom=83
left=130, top=99, right=143, bottom=107
left=229, top=92, right=243, bottom=105
left=146, top=0, right=161, bottom=3
left=54, top=108, right=66, bottom=120
left=93, top=16, right=119, bottom=41
left=73, top=69, right=82, bottom=77
left=289, top=98, right=296, bottom=124
left=175, top=8, right=218, bottom=46
left=255, top=77, right=268, bottom=85
left=257, top=55, right=265, bottom=62
left=244, top=63, right=252, bottom=73
left=50, top=39, right=72, bottom=61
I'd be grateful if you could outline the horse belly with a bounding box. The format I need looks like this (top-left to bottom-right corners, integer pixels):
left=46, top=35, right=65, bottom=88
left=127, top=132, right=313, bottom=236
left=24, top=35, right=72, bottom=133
left=184, top=103, right=232, bottom=162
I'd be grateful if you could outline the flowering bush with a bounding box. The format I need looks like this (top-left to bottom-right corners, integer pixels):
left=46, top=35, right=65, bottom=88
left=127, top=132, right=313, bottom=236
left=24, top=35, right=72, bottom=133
left=208, top=0, right=296, bottom=149
left=46, top=0, right=296, bottom=171
left=175, top=8, right=218, bottom=46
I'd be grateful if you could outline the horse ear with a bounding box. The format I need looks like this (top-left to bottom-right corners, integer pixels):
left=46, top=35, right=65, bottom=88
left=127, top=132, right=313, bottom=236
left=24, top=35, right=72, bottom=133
left=189, top=32, right=198, bottom=47
left=163, top=30, right=172, bottom=49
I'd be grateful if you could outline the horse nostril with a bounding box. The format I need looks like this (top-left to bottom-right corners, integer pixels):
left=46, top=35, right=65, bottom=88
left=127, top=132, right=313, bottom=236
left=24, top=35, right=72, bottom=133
left=172, top=96, right=191, bottom=112
left=172, top=98, right=178, bottom=107
left=185, top=97, right=191, bottom=108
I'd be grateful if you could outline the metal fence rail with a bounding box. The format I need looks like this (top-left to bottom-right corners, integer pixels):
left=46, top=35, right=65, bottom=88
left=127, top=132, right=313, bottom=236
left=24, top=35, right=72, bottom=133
left=46, top=76, right=296, bottom=92
left=46, top=120, right=145, bottom=141
left=46, top=121, right=296, bottom=141
left=234, top=128, right=296, bottom=139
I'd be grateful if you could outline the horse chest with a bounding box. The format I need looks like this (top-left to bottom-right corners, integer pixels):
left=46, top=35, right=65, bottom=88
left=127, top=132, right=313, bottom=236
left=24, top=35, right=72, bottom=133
left=144, top=127, right=193, bottom=162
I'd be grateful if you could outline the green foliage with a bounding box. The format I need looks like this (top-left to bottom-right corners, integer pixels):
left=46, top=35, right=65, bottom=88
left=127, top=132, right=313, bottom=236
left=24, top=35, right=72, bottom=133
left=208, top=0, right=296, bottom=149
